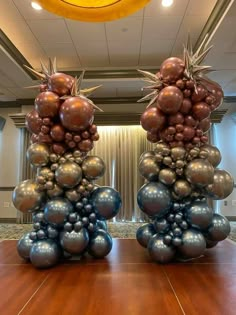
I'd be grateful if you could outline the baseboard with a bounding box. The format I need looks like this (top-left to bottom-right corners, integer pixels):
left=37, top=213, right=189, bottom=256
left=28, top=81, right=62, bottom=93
left=0, top=218, right=17, bottom=223
left=226, top=216, right=236, bottom=221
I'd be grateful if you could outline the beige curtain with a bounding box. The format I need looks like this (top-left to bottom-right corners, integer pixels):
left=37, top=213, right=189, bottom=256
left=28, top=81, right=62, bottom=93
left=17, top=129, right=34, bottom=223
left=91, top=126, right=154, bottom=221
left=18, top=126, right=154, bottom=223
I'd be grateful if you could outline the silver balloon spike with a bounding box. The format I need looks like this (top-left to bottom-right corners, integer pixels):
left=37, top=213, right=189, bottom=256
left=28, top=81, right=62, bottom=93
left=137, top=69, right=163, bottom=107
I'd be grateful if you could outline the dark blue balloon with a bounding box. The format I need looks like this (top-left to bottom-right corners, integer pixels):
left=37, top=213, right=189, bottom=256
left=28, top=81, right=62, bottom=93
left=137, top=182, right=172, bottom=218
left=91, top=186, right=121, bottom=220
left=88, top=229, right=113, bottom=258
left=136, top=223, right=156, bottom=248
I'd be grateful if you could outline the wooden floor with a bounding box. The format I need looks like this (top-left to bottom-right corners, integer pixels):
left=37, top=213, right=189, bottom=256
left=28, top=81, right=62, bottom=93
left=0, top=239, right=236, bottom=315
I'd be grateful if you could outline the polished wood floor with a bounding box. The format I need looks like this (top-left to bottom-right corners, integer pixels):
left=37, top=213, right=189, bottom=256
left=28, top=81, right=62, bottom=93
left=0, top=239, right=236, bottom=315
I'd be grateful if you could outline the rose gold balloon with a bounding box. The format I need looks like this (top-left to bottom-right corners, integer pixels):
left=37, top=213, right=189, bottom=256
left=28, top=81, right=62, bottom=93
left=78, top=139, right=94, bottom=152
left=191, top=85, right=208, bottom=102
left=158, top=86, right=183, bottom=114
left=175, top=133, right=184, bottom=141
left=35, top=92, right=60, bottom=118
left=89, top=124, right=97, bottom=134
left=168, top=112, right=184, bottom=125
left=141, top=107, right=166, bottom=131
left=201, top=135, right=208, bottom=143
left=180, top=98, right=192, bottom=114
left=40, top=84, right=48, bottom=92
left=91, top=133, right=99, bottom=141
left=65, top=132, right=73, bottom=140
left=60, top=96, right=94, bottom=132
left=43, top=118, right=52, bottom=126
left=183, top=89, right=191, bottom=98
left=176, top=124, right=184, bottom=132
left=201, top=78, right=224, bottom=108
left=176, top=79, right=185, bottom=90
left=50, top=124, right=65, bottom=142
left=25, top=109, right=43, bottom=134
left=192, top=102, right=210, bottom=121
left=48, top=73, right=74, bottom=96
left=167, top=126, right=176, bottom=135
left=198, top=117, right=211, bottom=133
left=52, top=143, right=66, bottom=155
left=38, top=133, right=53, bottom=144
left=147, top=132, right=160, bottom=143
left=183, top=126, right=195, bottom=141
left=160, top=57, right=185, bottom=83
left=68, top=141, right=76, bottom=148
left=186, top=80, right=194, bottom=90
left=41, top=125, right=50, bottom=134
left=31, top=134, right=39, bottom=143
left=82, top=131, right=90, bottom=139
left=184, top=115, right=197, bottom=127
left=73, top=135, right=81, bottom=143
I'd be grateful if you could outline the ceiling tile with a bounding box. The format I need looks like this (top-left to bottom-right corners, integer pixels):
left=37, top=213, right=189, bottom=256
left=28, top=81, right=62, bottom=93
left=144, top=0, right=189, bottom=17
left=9, top=87, right=37, bottom=98
left=89, top=86, right=117, bottom=98
left=27, top=19, right=72, bottom=44
left=1, top=19, right=36, bottom=45
left=65, top=20, right=106, bottom=43
left=16, top=41, right=47, bottom=69
left=0, top=0, right=23, bottom=20
left=42, top=43, right=81, bottom=69
left=142, top=16, right=183, bottom=41
left=13, top=0, right=61, bottom=20
left=186, top=0, right=217, bottom=16
left=75, top=41, right=109, bottom=68
left=105, top=17, right=143, bottom=42
left=140, top=39, right=173, bottom=66
left=0, top=70, right=18, bottom=88
left=108, top=41, right=140, bottom=66
left=0, top=87, right=17, bottom=98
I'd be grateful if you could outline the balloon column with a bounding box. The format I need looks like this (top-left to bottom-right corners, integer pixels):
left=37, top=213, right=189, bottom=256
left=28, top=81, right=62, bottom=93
left=13, top=60, right=121, bottom=268
left=136, top=39, right=234, bottom=263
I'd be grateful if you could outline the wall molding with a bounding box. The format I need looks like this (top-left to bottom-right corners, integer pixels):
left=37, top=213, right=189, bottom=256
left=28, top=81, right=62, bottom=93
left=0, top=187, right=15, bottom=191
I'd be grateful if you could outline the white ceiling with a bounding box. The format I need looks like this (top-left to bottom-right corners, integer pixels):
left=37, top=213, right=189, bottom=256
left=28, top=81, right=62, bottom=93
left=1, top=0, right=236, bottom=104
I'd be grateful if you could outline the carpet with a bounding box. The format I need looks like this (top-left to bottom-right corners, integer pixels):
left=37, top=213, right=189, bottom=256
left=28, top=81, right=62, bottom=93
left=0, top=222, right=235, bottom=241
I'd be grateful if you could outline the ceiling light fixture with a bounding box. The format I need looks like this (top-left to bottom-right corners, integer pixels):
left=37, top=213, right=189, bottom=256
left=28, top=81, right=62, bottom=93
left=162, top=0, right=173, bottom=7
left=31, top=1, right=43, bottom=10
left=35, top=0, right=151, bottom=21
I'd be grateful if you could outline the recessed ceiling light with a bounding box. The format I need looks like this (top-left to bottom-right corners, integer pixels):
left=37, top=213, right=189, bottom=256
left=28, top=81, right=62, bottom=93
left=31, top=1, right=42, bottom=10
left=162, top=0, right=174, bottom=7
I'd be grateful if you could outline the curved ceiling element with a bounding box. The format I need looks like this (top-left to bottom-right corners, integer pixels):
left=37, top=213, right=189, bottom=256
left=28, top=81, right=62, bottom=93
left=37, top=0, right=151, bottom=21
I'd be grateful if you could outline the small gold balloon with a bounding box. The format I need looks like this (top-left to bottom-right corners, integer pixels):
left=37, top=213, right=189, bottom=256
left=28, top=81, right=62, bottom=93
left=174, top=180, right=192, bottom=197
left=201, top=144, right=222, bottom=167
left=205, top=169, right=234, bottom=200
left=159, top=168, right=176, bottom=186
left=27, top=143, right=50, bottom=167
left=171, top=147, right=186, bottom=161
left=185, top=159, right=214, bottom=187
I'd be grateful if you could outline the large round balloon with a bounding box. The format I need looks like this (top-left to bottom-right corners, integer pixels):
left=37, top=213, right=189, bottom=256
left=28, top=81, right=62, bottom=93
left=205, top=169, right=234, bottom=200
left=139, top=156, right=160, bottom=181
left=185, top=200, right=213, bottom=230
left=148, top=234, right=176, bottom=263
left=27, top=143, right=50, bottom=167
left=136, top=223, right=156, bottom=248
left=60, top=96, right=94, bottom=131
left=137, top=182, right=172, bottom=217
left=60, top=228, right=89, bottom=255
left=160, top=57, right=185, bottom=83
left=206, top=213, right=230, bottom=241
left=178, top=229, right=206, bottom=259
left=158, top=86, right=183, bottom=114
left=35, top=91, right=60, bottom=118
left=17, top=233, right=34, bottom=260
left=200, top=145, right=221, bottom=167
left=55, top=162, right=82, bottom=188
left=82, top=156, right=106, bottom=180
left=44, top=198, right=73, bottom=226
left=140, top=107, right=166, bottom=132
left=12, top=180, right=45, bottom=213
left=88, top=229, right=112, bottom=258
left=25, top=109, right=43, bottom=134
left=30, top=239, right=61, bottom=268
left=91, top=187, right=121, bottom=220
left=48, top=73, right=74, bottom=96
left=185, top=158, right=214, bottom=187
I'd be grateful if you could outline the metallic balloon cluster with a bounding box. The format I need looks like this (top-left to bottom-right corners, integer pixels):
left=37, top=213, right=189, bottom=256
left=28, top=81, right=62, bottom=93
left=13, top=63, right=121, bottom=268
left=137, top=43, right=234, bottom=263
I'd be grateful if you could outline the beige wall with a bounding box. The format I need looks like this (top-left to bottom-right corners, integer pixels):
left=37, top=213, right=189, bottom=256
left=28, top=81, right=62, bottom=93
left=0, top=107, right=21, bottom=219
